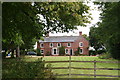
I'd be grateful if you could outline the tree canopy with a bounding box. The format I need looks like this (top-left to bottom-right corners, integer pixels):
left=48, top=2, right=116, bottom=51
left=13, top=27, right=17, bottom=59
left=2, top=2, right=91, bottom=57
left=92, top=2, right=120, bottom=59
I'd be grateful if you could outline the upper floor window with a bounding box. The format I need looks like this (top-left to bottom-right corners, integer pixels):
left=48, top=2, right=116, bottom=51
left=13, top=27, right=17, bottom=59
left=40, top=43, right=44, bottom=48
left=67, top=43, right=71, bottom=47
left=50, top=43, right=53, bottom=47
left=57, top=43, right=61, bottom=47
left=79, top=42, right=83, bottom=47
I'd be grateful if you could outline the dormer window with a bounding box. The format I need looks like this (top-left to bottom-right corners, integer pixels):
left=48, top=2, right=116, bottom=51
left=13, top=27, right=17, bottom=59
left=79, top=42, right=83, bottom=47
left=50, top=43, right=53, bottom=47
left=67, top=43, right=71, bottom=47
left=40, top=43, right=44, bottom=48
left=57, top=43, right=61, bottom=47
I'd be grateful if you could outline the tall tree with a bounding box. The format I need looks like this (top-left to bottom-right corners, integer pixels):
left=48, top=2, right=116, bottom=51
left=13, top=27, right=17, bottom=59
left=2, top=2, right=91, bottom=58
left=94, top=2, right=120, bottom=59
left=89, top=26, right=105, bottom=54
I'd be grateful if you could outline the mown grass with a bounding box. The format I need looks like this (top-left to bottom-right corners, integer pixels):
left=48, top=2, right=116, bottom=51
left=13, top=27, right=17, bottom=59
left=23, top=56, right=119, bottom=79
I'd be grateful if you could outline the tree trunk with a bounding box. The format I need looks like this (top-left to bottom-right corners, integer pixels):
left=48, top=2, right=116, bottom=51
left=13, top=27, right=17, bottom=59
left=16, top=46, right=20, bottom=57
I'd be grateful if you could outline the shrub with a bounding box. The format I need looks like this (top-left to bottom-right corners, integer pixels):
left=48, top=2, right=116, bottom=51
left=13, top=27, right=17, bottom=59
left=44, top=51, right=51, bottom=56
left=36, top=48, right=41, bottom=56
left=98, top=52, right=112, bottom=59
left=74, top=47, right=82, bottom=56
left=20, top=49, right=26, bottom=56
left=59, top=46, right=65, bottom=56
left=96, top=49, right=106, bottom=54
left=89, top=50, right=96, bottom=56
left=2, top=58, right=55, bottom=79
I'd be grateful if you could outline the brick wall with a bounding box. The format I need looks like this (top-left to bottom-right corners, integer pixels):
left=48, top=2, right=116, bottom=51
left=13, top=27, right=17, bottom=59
left=37, top=37, right=89, bottom=56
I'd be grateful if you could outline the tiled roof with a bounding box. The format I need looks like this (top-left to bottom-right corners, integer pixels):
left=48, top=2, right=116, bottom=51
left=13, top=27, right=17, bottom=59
left=39, top=36, right=84, bottom=42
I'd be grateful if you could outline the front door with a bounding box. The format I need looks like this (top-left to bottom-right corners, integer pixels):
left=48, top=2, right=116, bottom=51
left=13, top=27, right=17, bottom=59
left=52, top=48, right=58, bottom=55
left=70, top=49, right=73, bottom=55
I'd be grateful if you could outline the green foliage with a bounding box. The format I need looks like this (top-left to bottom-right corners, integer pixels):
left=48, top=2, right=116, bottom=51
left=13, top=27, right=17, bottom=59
left=89, top=50, right=96, bottom=56
left=94, top=2, right=120, bottom=59
left=36, top=48, right=41, bottom=56
left=20, top=49, right=26, bottom=56
left=98, top=52, right=112, bottom=59
left=89, top=26, right=104, bottom=52
left=74, top=47, right=80, bottom=56
left=82, top=34, right=89, bottom=40
left=2, top=2, right=91, bottom=50
left=59, top=46, right=65, bottom=56
left=2, top=58, right=55, bottom=79
left=46, top=51, right=51, bottom=56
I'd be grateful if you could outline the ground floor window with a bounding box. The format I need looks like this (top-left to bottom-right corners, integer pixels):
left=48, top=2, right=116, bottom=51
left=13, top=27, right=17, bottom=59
left=65, top=49, right=69, bottom=54
left=79, top=48, right=83, bottom=54
left=41, top=49, right=44, bottom=54
left=52, top=48, right=58, bottom=55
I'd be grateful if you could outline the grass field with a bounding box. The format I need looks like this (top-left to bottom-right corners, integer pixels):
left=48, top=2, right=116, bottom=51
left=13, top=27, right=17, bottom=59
left=23, top=56, right=119, bottom=79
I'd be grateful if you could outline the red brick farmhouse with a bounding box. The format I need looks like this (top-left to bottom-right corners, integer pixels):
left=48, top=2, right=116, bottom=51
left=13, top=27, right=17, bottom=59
left=37, top=32, right=89, bottom=56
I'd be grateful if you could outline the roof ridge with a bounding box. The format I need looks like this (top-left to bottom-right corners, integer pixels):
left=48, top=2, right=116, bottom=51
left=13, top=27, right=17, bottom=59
left=46, top=36, right=80, bottom=37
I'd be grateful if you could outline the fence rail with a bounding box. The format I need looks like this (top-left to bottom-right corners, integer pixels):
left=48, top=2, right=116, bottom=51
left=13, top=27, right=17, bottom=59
left=45, top=67, right=120, bottom=70
left=44, top=60, right=120, bottom=78
left=45, top=60, right=119, bottom=63
left=53, top=74, right=120, bottom=77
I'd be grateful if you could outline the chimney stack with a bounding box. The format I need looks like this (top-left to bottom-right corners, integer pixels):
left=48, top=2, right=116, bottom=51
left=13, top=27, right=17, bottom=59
left=79, top=31, right=82, bottom=36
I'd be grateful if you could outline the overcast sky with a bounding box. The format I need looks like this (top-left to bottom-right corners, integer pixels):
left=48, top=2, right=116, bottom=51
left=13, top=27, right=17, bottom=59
left=50, top=2, right=101, bottom=36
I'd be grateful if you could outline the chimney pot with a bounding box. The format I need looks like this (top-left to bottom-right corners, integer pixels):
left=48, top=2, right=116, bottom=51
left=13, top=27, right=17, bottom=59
left=79, top=31, right=82, bottom=36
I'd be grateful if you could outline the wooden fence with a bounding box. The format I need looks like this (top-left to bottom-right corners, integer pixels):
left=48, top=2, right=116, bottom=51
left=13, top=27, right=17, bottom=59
left=44, top=60, right=120, bottom=78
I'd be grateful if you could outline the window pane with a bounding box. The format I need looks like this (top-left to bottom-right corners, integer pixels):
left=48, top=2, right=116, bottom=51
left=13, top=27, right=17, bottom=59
left=68, top=43, right=71, bottom=47
left=54, top=49, right=56, bottom=54
left=80, top=49, right=83, bottom=54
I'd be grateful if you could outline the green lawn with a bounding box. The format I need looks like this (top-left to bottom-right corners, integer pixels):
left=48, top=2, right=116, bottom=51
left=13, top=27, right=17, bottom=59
left=23, top=56, right=119, bottom=79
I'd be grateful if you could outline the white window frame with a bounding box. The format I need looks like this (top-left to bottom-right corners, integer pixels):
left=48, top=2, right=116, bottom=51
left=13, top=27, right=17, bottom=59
left=67, top=43, right=71, bottom=47
left=52, top=47, right=58, bottom=55
left=41, top=49, right=44, bottom=54
left=40, top=43, right=44, bottom=48
left=57, top=43, right=61, bottom=47
left=79, top=48, right=83, bottom=54
left=65, top=49, right=69, bottom=54
left=50, top=43, right=53, bottom=47
left=79, top=42, right=83, bottom=47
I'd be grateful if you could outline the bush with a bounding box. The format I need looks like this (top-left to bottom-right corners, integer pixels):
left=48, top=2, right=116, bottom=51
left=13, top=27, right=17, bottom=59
left=36, top=48, right=41, bottom=56
left=74, top=47, right=80, bottom=56
left=96, top=49, right=106, bottom=54
left=89, top=50, right=96, bottom=56
left=2, top=58, right=55, bottom=79
left=45, top=51, right=51, bottom=56
left=20, top=50, right=26, bottom=56
left=59, top=46, right=65, bottom=56
left=98, top=52, right=112, bottom=59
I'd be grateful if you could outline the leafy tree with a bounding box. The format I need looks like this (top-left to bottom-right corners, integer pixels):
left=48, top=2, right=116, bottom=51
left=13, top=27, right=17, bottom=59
left=82, top=34, right=89, bottom=40
left=2, top=2, right=91, bottom=58
left=89, top=26, right=105, bottom=55
left=94, top=2, right=120, bottom=59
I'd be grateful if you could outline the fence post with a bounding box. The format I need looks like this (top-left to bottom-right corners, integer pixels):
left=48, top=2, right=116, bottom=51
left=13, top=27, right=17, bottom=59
left=69, top=55, right=71, bottom=80
left=94, top=60, right=96, bottom=80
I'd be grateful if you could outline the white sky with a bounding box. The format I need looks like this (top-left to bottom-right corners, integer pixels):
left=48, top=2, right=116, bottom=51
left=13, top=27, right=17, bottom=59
left=50, top=2, right=101, bottom=36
